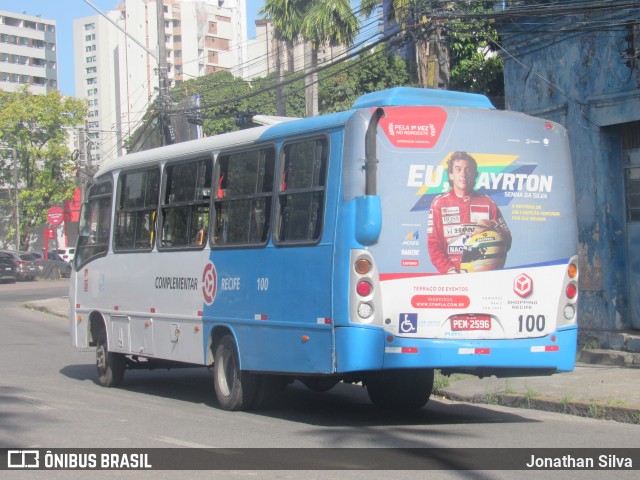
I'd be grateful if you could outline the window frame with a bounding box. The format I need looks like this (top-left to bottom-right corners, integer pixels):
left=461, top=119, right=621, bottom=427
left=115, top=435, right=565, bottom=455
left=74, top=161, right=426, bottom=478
left=273, top=135, right=330, bottom=246
left=211, top=145, right=276, bottom=249
left=113, top=167, right=161, bottom=253
left=159, top=157, right=213, bottom=251
left=75, top=176, right=114, bottom=270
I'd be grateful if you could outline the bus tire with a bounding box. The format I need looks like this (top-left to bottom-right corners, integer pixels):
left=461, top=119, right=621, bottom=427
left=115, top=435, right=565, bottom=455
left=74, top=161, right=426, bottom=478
left=96, top=331, right=125, bottom=388
left=366, top=368, right=434, bottom=410
left=213, top=335, right=258, bottom=411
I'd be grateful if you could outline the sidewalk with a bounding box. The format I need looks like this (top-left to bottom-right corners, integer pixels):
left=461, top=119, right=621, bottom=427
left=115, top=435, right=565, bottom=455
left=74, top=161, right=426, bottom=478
left=25, top=297, right=640, bottom=424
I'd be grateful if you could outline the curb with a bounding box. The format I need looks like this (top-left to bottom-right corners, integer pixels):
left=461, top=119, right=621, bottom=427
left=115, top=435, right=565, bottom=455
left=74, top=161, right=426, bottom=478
left=23, top=302, right=67, bottom=319
left=435, top=389, right=640, bottom=425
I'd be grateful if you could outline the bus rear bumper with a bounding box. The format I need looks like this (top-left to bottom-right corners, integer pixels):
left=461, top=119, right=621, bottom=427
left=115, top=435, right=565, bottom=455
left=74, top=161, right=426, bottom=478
left=381, top=326, right=578, bottom=374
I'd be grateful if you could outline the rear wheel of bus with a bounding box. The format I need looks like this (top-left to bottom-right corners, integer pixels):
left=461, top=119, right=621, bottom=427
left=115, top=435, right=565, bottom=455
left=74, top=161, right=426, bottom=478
left=95, top=328, right=126, bottom=388
left=212, top=335, right=258, bottom=411
left=365, top=368, right=434, bottom=410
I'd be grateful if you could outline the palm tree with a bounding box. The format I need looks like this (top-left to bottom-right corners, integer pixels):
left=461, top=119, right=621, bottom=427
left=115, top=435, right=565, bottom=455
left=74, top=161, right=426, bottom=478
left=259, top=0, right=307, bottom=115
left=261, top=0, right=360, bottom=117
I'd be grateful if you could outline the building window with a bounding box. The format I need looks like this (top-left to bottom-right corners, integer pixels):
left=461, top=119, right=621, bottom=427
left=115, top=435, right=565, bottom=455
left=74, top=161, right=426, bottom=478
left=85, top=23, right=95, bottom=31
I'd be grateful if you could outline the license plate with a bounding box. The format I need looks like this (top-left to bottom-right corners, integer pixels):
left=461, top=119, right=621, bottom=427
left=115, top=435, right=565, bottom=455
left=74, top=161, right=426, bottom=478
left=450, top=315, right=491, bottom=331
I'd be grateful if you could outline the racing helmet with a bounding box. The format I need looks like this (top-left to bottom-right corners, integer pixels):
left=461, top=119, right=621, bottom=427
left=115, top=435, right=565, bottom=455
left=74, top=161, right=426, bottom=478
left=459, top=229, right=508, bottom=273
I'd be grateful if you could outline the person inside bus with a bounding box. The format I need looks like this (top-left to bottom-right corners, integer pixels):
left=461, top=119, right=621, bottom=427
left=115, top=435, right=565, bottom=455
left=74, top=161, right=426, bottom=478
left=427, top=151, right=512, bottom=274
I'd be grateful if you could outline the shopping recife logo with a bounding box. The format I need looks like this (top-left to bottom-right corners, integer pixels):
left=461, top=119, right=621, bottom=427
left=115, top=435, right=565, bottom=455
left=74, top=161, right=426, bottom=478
left=202, top=261, right=217, bottom=305
left=514, top=273, right=533, bottom=298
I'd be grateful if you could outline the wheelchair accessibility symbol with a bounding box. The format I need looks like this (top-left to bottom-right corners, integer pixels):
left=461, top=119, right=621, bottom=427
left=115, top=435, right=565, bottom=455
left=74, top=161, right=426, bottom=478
left=399, top=313, right=418, bottom=333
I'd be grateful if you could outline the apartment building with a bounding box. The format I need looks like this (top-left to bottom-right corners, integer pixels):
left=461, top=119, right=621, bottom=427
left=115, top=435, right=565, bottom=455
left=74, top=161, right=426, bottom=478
left=73, top=0, right=247, bottom=164
left=0, top=10, right=57, bottom=94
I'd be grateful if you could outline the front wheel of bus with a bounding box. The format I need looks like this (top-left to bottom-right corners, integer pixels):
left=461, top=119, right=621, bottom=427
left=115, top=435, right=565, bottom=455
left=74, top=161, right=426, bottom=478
left=366, top=368, right=434, bottom=410
left=96, top=332, right=125, bottom=388
left=213, top=335, right=258, bottom=411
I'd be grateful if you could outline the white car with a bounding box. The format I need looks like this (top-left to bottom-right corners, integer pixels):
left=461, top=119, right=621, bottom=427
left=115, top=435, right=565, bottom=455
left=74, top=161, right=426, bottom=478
left=57, top=247, right=75, bottom=263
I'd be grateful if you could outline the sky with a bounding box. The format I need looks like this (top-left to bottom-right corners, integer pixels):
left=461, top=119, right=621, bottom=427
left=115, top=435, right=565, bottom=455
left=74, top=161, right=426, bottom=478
left=0, top=0, right=263, bottom=97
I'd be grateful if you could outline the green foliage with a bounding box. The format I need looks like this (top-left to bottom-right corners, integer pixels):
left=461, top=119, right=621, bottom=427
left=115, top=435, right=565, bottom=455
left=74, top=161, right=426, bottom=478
left=170, top=71, right=307, bottom=135
left=318, top=47, right=412, bottom=113
left=359, top=0, right=504, bottom=97
left=172, top=71, right=251, bottom=136
left=446, top=1, right=504, bottom=97
left=249, top=72, right=306, bottom=118
left=0, top=87, right=87, bottom=250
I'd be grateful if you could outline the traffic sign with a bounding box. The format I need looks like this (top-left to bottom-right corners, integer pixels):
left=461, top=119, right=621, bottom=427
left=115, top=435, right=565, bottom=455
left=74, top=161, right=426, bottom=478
left=47, top=206, right=64, bottom=226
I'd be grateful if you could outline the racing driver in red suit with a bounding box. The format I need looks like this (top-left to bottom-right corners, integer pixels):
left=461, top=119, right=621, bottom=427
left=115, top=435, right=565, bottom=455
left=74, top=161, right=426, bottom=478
left=428, top=151, right=511, bottom=273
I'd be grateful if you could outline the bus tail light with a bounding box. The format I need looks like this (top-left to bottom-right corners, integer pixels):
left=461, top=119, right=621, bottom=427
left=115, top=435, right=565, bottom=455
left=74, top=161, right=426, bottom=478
left=350, top=250, right=382, bottom=326
left=557, top=257, right=578, bottom=326
left=356, top=280, right=372, bottom=297
left=354, top=258, right=372, bottom=275
left=357, top=303, right=374, bottom=318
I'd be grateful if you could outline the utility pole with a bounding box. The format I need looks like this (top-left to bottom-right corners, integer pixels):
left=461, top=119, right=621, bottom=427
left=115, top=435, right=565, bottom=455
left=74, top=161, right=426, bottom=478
left=12, top=148, right=19, bottom=250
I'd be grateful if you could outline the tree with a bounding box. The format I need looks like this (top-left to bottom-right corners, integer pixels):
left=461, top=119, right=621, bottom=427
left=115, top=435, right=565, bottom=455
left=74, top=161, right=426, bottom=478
left=261, top=0, right=361, bottom=117
left=171, top=71, right=252, bottom=136
left=319, top=46, right=412, bottom=113
left=258, top=0, right=306, bottom=116
left=361, top=0, right=503, bottom=97
left=167, top=70, right=306, bottom=136
left=0, top=87, right=87, bottom=251
left=447, top=2, right=504, bottom=99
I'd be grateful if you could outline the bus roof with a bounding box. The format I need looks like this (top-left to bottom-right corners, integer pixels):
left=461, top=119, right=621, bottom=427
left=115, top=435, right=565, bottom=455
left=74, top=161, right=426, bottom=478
left=352, top=87, right=495, bottom=110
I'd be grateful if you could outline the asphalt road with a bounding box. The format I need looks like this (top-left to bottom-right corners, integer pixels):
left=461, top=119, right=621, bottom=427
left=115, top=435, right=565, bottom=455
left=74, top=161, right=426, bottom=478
left=0, top=281, right=638, bottom=479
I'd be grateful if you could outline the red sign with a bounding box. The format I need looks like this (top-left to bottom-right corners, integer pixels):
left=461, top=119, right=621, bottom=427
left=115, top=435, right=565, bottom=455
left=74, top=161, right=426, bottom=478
left=378, top=106, right=448, bottom=148
left=47, top=206, right=64, bottom=226
left=44, top=228, right=56, bottom=240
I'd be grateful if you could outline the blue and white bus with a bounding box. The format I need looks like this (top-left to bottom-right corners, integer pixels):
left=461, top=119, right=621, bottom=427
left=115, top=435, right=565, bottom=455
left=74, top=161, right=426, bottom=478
left=69, top=87, right=579, bottom=410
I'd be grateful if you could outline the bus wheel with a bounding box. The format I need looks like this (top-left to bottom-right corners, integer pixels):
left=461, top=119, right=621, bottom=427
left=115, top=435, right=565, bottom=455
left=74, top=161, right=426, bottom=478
left=213, top=335, right=258, bottom=411
left=96, top=331, right=125, bottom=388
left=366, top=369, right=434, bottom=410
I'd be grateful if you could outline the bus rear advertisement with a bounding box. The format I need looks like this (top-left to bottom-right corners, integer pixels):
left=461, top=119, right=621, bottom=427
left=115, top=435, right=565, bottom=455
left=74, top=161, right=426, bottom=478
left=70, top=87, right=579, bottom=411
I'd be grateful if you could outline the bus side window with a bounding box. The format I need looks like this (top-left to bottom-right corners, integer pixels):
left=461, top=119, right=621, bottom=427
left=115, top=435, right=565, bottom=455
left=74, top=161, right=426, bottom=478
left=76, top=179, right=113, bottom=268
left=276, top=138, right=328, bottom=243
left=213, top=147, right=275, bottom=246
left=114, top=168, right=159, bottom=252
left=160, top=159, right=212, bottom=249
